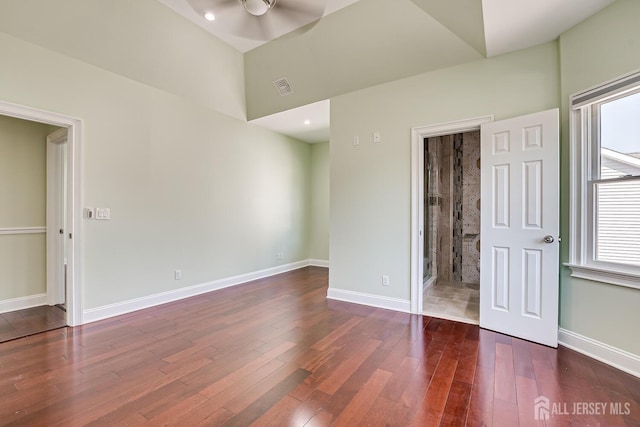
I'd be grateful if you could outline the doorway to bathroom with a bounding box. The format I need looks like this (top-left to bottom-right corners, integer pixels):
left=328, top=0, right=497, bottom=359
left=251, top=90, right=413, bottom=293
left=411, top=111, right=560, bottom=346
left=409, top=116, right=492, bottom=323
left=422, top=131, right=480, bottom=324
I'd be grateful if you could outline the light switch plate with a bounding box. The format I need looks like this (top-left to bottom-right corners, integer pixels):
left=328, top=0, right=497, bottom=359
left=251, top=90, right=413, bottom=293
left=95, top=208, right=111, bottom=220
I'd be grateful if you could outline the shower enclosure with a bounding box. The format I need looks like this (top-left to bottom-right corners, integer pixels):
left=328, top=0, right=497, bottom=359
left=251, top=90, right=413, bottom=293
left=423, top=132, right=481, bottom=289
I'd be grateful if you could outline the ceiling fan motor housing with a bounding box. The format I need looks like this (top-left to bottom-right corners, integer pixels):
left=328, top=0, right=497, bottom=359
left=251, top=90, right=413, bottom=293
left=242, top=0, right=275, bottom=16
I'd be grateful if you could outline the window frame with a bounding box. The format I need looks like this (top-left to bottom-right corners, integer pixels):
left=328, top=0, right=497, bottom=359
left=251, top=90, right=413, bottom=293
left=567, top=71, right=640, bottom=290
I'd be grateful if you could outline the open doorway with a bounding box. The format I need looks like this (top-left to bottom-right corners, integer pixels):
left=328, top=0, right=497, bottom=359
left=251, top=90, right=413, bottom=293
left=410, top=116, right=492, bottom=319
left=0, top=115, right=67, bottom=341
left=0, top=100, right=83, bottom=331
left=422, top=131, right=480, bottom=324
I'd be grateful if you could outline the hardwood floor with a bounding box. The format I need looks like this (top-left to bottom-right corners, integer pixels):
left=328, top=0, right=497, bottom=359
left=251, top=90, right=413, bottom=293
left=0, top=305, right=66, bottom=343
left=0, top=267, right=638, bottom=426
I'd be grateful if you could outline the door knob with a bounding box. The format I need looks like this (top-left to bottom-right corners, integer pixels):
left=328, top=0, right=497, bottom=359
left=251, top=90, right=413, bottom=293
left=543, top=235, right=555, bottom=244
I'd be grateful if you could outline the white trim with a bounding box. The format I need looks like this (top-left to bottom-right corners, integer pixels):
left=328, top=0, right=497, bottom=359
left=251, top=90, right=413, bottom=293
left=308, top=259, right=329, bottom=268
left=47, top=128, right=68, bottom=307
left=410, top=116, right=493, bottom=315
left=571, top=68, right=640, bottom=109
left=558, top=328, right=640, bottom=379
left=0, top=99, right=83, bottom=326
left=0, top=294, right=48, bottom=314
left=84, top=260, right=313, bottom=323
left=0, top=227, right=46, bottom=235
left=47, top=127, right=68, bottom=145
left=565, top=263, right=640, bottom=290
left=326, top=288, right=411, bottom=313
left=568, top=75, right=640, bottom=289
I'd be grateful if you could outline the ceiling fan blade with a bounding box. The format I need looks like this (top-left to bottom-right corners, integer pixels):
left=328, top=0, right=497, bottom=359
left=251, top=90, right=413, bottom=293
left=232, top=12, right=277, bottom=40
left=187, top=0, right=327, bottom=42
left=186, top=0, right=238, bottom=16
left=276, top=0, right=325, bottom=20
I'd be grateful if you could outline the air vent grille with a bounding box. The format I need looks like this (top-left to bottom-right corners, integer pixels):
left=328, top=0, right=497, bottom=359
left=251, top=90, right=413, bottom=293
left=273, top=78, right=294, bottom=97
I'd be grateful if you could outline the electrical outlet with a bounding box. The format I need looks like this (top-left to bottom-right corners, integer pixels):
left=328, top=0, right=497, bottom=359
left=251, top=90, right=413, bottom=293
left=382, top=275, right=389, bottom=286
left=353, top=136, right=360, bottom=146
left=277, top=252, right=284, bottom=260
left=373, top=131, right=381, bottom=143
left=174, top=270, right=182, bottom=280
left=85, top=207, right=95, bottom=219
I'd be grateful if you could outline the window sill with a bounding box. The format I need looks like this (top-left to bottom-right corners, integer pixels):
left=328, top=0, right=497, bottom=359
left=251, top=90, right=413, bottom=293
left=565, top=263, right=640, bottom=290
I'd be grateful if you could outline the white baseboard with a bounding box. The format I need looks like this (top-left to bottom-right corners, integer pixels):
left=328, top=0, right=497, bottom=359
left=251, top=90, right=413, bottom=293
left=0, top=293, right=47, bottom=314
left=326, top=288, right=411, bottom=313
left=308, top=259, right=329, bottom=268
left=558, top=328, right=640, bottom=378
left=83, top=260, right=316, bottom=324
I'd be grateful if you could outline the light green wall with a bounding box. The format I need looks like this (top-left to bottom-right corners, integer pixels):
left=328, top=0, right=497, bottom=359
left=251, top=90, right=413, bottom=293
left=330, top=42, right=560, bottom=300
left=310, top=142, right=330, bottom=261
left=244, top=0, right=481, bottom=120
left=0, top=115, right=50, bottom=300
left=558, top=0, right=640, bottom=355
left=0, top=32, right=311, bottom=309
left=0, top=0, right=245, bottom=120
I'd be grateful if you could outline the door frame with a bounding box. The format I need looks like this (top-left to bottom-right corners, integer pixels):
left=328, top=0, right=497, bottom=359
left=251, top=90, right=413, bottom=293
left=0, top=100, right=84, bottom=326
left=410, top=116, right=493, bottom=314
left=47, top=128, right=68, bottom=307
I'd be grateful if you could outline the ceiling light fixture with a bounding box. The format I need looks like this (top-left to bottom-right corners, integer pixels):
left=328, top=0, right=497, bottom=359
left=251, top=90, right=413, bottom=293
left=242, top=0, right=276, bottom=16
left=204, top=12, right=215, bottom=21
left=304, top=120, right=311, bottom=125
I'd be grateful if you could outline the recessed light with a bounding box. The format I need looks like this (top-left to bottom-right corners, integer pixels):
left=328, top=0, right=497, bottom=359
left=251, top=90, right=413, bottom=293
left=304, top=120, right=311, bottom=125
left=204, top=12, right=215, bottom=21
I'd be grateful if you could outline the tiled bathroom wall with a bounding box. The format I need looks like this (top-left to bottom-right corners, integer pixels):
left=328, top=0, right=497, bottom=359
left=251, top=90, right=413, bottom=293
left=452, top=134, right=464, bottom=282
left=461, top=131, right=481, bottom=284
left=425, top=131, right=480, bottom=286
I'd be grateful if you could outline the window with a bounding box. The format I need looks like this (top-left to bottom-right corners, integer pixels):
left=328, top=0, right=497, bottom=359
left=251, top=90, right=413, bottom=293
left=568, top=71, right=640, bottom=289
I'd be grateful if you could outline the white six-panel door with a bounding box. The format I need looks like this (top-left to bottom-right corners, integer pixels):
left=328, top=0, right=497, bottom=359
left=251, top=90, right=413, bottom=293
left=480, top=109, right=559, bottom=347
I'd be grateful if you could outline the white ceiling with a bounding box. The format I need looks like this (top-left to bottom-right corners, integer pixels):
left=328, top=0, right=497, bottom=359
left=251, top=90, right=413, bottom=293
left=157, top=0, right=616, bottom=143
left=249, top=99, right=330, bottom=144
left=483, top=0, right=616, bottom=57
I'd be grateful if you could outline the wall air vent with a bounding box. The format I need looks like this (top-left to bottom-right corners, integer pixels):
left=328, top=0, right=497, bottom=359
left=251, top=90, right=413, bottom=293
left=273, top=78, right=294, bottom=97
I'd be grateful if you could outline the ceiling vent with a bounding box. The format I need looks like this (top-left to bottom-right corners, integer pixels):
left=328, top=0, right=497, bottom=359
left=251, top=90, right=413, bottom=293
left=273, top=78, right=294, bottom=97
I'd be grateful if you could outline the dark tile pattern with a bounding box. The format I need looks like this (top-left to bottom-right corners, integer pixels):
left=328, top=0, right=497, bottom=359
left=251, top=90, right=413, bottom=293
left=452, top=133, right=464, bottom=282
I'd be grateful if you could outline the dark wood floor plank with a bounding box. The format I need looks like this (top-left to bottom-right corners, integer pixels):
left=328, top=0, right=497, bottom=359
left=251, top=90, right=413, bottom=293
left=512, top=338, right=536, bottom=379
left=400, top=338, right=446, bottom=410
left=198, top=341, right=296, bottom=399
left=315, top=338, right=381, bottom=395
left=412, top=356, right=458, bottom=426
left=493, top=398, right=520, bottom=427
left=0, top=305, right=66, bottom=344
left=222, top=361, right=302, bottom=415
left=380, top=355, right=421, bottom=402
left=466, top=364, right=494, bottom=426
left=0, top=267, right=637, bottom=426
left=494, top=341, right=517, bottom=404
left=332, top=368, right=393, bottom=426
left=440, top=380, right=472, bottom=427
left=222, top=367, right=310, bottom=427
left=514, top=374, right=540, bottom=427
left=250, top=395, right=301, bottom=427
